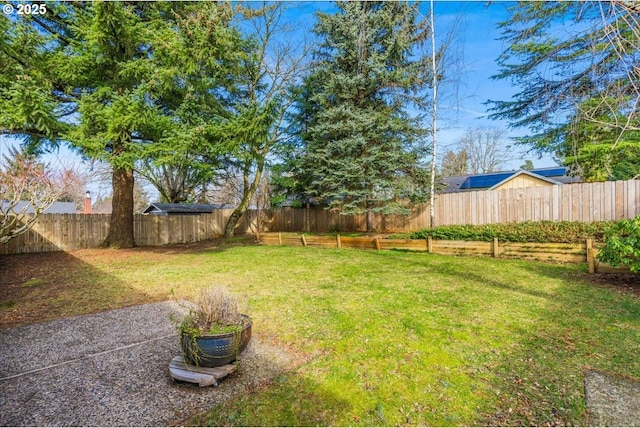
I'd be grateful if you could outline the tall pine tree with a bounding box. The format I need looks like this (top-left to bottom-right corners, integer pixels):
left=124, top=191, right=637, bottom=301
left=300, top=1, right=432, bottom=232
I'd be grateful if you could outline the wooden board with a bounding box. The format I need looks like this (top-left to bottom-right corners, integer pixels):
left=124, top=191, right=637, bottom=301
left=169, top=356, right=236, bottom=387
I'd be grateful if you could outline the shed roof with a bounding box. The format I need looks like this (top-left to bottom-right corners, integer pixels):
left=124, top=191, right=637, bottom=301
left=142, top=203, right=230, bottom=215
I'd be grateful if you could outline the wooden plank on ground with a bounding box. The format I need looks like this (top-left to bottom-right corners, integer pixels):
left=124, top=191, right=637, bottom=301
left=379, top=239, right=428, bottom=251
left=340, top=236, right=377, bottom=249
left=431, top=240, right=493, bottom=256
left=305, top=236, right=338, bottom=248
left=595, top=263, right=632, bottom=274
left=169, top=356, right=236, bottom=387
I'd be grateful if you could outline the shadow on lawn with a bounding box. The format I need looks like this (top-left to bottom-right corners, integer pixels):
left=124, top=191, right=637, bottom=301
left=0, top=236, right=260, bottom=329
left=0, top=250, right=155, bottom=329
left=189, top=371, right=353, bottom=426
left=134, top=236, right=259, bottom=255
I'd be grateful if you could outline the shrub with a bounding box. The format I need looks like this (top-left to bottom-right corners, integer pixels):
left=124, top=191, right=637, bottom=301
left=405, top=220, right=614, bottom=243
left=597, top=215, right=640, bottom=273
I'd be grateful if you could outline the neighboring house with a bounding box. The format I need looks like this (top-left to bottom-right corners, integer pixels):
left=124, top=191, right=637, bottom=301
left=440, top=167, right=580, bottom=194
left=0, top=201, right=77, bottom=214
left=142, top=203, right=231, bottom=215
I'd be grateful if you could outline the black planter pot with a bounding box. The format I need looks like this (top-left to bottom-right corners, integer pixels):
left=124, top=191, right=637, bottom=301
left=181, top=314, right=252, bottom=367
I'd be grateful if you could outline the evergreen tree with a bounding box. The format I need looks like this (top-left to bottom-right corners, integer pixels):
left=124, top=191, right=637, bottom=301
left=134, top=3, right=248, bottom=206
left=565, top=98, right=640, bottom=180
left=1, top=2, right=247, bottom=247
left=488, top=1, right=640, bottom=180
left=301, top=1, right=432, bottom=232
left=271, top=72, right=323, bottom=208
left=520, top=160, right=534, bottom=171
left=0, top=2, right=73, bottom=148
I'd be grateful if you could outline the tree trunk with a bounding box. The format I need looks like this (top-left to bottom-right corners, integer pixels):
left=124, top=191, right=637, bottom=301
left=103, top=166, right=135, bottom=248
left=366, top=208, right=375, bottom=233
left=224, top=158, right=265, bottom=238
left=304, top=201, right=310, bottom=233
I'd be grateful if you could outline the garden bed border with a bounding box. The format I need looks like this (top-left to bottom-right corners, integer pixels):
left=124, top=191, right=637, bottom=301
left=257, top=232, right=630, bottom=274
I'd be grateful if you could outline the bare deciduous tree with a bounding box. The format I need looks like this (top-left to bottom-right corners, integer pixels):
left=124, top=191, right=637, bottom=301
left=0, top=148, right=67, bottom=244
left=440, top=148, right=469, bottom=177
left=584, top=1, right=640, bottom=140
left=223, top=2, right=312, bottom=237
left=458, top=127, right=510, bottom=174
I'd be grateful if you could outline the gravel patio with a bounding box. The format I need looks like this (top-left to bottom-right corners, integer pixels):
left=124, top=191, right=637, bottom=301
left=0, top=301, right=296, bottom=426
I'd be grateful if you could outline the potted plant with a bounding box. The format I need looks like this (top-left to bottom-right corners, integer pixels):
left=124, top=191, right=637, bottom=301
left=176, top=285, right=252, bottom=368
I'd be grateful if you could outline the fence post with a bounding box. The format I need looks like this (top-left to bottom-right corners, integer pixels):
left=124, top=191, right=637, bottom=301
left=427, top=236, right=433, bottom=253
left=278, top=233, right=282, bottom=245
left=336, top=233, right=341, bottom=249
left=586, top=239, right=595, bottom=274
left=374, top=237, right=381, bottom=251
left=301, top=234, right=307, bottom=247
left=493, top=237, right=500, bottom=258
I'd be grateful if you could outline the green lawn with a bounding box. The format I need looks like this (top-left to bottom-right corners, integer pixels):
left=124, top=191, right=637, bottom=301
left=2, top=242, right=639, bottom=425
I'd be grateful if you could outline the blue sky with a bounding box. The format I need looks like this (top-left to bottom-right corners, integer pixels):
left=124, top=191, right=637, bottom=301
left=418, top=1, right=556, bottom=169
left=275, top=1, right=558, bottom=170
left=1, top=1, right=557, bottom=201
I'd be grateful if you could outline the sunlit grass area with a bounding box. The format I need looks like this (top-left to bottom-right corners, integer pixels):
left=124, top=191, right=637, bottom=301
left=1, top=241, right=639, bottom=425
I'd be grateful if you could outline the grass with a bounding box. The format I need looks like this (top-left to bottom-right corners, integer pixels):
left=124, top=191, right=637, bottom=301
left=1, top=240, right=640, bottom=425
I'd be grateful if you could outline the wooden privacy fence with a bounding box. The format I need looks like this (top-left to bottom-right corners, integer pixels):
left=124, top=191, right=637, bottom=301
left=1, top=179, right=638, bottom=255
left=433, top=179, right=639, bottom=226
left=258, top=233, right=629, bottom=274
left=259, top=179, right=640, bottom=232
left=0, top=210, right=246, bottom=255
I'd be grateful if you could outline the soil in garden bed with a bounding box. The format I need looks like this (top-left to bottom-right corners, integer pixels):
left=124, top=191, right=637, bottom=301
left=588, top=273, right=640, bottom=297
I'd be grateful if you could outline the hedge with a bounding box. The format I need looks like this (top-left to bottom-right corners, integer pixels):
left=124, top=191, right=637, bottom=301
left=397, top=220, right=615, bottom=244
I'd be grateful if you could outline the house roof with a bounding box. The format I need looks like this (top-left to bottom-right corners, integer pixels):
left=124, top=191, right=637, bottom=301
left=440, top=166, right=578, bottom=193
left=488, top=170, right=563, bottom=190
left=0, top=201, right=77, bottom=214
left=142, top=203, right=230, bottom=215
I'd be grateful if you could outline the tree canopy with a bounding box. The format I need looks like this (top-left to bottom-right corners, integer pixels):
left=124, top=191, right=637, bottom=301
left=1, top=2, right=249, bottom=247
left=488, top=1, right=640, bottom=181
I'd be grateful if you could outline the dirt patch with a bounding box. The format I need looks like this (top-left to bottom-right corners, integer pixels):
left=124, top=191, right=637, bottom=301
left=588, top=273, right=640, bottom=297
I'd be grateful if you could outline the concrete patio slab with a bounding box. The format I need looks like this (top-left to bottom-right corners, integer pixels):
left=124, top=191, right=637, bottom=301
left=585, top=370, right=640, bottom=427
